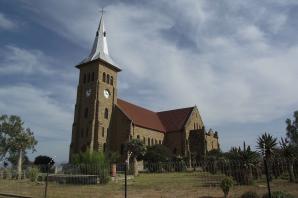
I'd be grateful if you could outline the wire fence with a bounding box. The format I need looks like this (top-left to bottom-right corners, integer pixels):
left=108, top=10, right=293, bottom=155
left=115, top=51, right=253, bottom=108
left=0, top=159, right=297, bottom=197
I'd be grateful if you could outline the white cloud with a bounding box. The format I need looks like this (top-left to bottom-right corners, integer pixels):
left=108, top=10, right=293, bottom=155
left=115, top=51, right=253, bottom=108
left=0, top=45, right=53, bottom=75
left=20, top=0, right=298, bottom=125
left=0, top=84, right=73, bottom=162
left=0, top=13, right=16, bottom=30
left=8, top=0, right=298, bottom=156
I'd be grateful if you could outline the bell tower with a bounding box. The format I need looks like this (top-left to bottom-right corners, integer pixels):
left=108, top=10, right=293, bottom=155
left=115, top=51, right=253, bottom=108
left=69, top=13, right=121, bottom=160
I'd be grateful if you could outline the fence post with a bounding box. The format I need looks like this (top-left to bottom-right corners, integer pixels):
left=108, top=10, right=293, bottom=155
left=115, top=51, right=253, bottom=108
left=125, top=162, right=127, bottom=198
left=44, top=164, right=49, bottom=198
left=264, top=158, right=272, bottom=198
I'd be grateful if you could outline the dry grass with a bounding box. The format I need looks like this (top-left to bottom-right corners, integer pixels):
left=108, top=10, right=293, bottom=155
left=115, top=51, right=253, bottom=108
left=0, top=172, right=297, bottom=198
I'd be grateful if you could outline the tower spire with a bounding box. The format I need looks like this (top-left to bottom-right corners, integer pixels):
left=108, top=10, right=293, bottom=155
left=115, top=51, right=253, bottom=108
left=80, top=10, right=115, bottom=65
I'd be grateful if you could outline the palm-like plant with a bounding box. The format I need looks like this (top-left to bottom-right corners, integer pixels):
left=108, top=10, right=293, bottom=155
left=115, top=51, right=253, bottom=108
left=227, top=144, right=259, bottom=184
left=256, top=132, right=277, bottom=160
left=280, top=138, right=296, bottom=182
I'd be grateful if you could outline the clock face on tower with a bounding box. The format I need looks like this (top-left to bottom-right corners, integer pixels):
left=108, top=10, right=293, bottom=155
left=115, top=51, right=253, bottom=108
left=103, top=89, right=110, bottom=99
left=85, top=89, right=91, bottom=97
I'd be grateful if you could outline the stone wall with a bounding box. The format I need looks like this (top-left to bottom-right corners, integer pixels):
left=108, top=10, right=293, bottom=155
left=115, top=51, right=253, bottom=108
left=205, top=131, right=219, bottom=151
left=132, top=125, right=164, bottom=146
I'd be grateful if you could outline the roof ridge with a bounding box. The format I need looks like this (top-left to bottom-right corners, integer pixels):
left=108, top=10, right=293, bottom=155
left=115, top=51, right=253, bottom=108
left=157, top=106, right=195, bottom=114
left=118, top=98, right=157, bottom=113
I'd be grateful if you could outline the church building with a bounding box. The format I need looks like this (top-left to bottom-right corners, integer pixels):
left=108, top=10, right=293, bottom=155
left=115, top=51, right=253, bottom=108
left=69, top=14, right=219, bottom=161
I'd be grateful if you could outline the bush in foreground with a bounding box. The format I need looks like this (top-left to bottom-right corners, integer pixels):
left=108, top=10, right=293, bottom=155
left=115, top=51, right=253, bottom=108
left=71, top=150, right=110, bottom=184
left=27, top=167, right=39, bottom=182
left=262, top=191, right=294, bottom=198
left=241, top=191, right=259, bottom=198
left=220, top=176, right=234, bottom=198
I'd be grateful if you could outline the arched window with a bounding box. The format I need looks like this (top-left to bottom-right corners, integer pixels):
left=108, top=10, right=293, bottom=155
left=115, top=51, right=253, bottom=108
left=83, top=74, right=86, bottom=84
left=84, top=108, right=88, bottom=118
left=91, top=72, right=95, bottom=81
left=106, top=74, right=110, bottom=84
left=110, top=76, right=113, bottom=85
left=102, top=72, right=106, bottom=82
left=143, top=137, right=146, bottom=144
left=159, top=140, right=162, bottom=144
left=102, top=127, right=105, bottom=137
left=151, top=138, right=154, bottom=145
left=104, top=108, right=108, bottom=119
left=155, top=139, right=157, bottom=145
left=148, top=138, right=150, bottom=146
left=87, top=73, right=90, bottom=82
left=137, top=135, right=140, bottom=140
left=194, top=123, right=196, bottom=129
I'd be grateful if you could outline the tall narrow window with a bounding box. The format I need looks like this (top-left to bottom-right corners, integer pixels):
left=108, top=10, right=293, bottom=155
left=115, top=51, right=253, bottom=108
left=83, top=74, right=86, bottom=84
left=148, top=138, right=150, bottom=146
left=104, top=108, right=108, bottom=119
left=102, top=72, right=106, bottom=82
left=103, top=143, right=106, bottom=152
left=143, top=137, right=146, bottom=144
left=137, top=135, right=140, bottom=140
left=87, top=73, right=90, bottom=82
left=84, top=108, right=88, bottom=118
left=155, top=139, right=157, bottom=144
left=102, top=127, right=105, bottom=137
left=194, top=123, right=196, bottom=129
left=159, top=140, right=162, bottom=144
left=110, top=76, right=113, bottom=85
left=120, top=144, right=124, bottom=154
left=91, top=72, right=95, bottom=81
left=106, top=74, right=110, bottom=84
left=151, top=138, right=154, bottom=145
left=173, top=148, right=177, bottom=155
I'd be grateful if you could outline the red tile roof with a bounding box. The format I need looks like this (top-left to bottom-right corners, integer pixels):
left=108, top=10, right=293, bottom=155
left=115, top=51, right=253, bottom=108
left=157, top=107, right=194, bottom=132
left=117, top=98, right=194, bottom=133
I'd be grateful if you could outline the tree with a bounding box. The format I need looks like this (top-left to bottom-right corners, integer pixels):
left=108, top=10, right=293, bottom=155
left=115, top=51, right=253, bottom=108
left=256, top=132, right=277, bottom=160
left=0, top=115, right=37, bottom=179
left=144, top=144, right=173, bottom=163
left=227, top=143, right=260, bottom=184
left=280, top=138, right=295, bottom=182
left=34, top=155, right=55, bottom=172
left=286, top=111, right=298, bottom=145
left=34, top=155, right=55, bottom=166
left=125, top=139, right=146, bottom=176
left=7, top=151, right=31, bottom=167
left=256, top=132, right=277, bottom=182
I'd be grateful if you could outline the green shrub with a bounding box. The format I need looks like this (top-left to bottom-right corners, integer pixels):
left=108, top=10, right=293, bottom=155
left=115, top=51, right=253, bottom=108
left=262, top=191, right=294, bottom=198
left=241, top=191, right=259, bottom=198
left=27, top=167, right=39, bottom=182
left=144, top=145, right=173, bottom=163
left=220, top=176, right=234, bottom=198
left=71, top=150, right=110, bottom=184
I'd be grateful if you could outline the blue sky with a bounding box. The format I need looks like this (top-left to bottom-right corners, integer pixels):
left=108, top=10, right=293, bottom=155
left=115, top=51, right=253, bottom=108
left=1, top=0, right=298, bottom=163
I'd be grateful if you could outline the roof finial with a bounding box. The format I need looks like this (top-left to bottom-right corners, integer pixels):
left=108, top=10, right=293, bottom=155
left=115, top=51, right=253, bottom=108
left=100, top=7, right=106, bottom=17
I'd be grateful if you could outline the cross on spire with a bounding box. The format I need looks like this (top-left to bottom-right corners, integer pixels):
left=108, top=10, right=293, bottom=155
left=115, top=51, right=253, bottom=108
left=100, top=7, right=106, bottom=16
